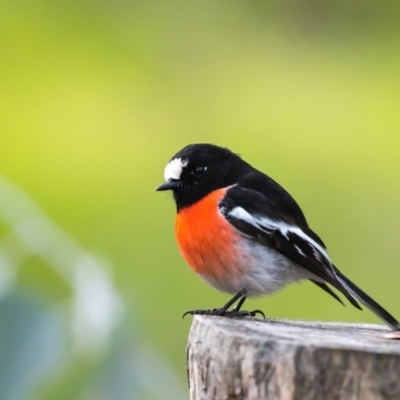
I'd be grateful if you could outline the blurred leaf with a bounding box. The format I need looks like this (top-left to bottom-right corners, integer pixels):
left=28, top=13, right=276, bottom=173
left=18, top=256, right=72, bottom=303
left=0, top=292, right=62, bottom=400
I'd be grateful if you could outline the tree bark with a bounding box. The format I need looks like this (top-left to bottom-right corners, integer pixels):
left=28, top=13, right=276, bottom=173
left=186, top=316, right=400, bottom=400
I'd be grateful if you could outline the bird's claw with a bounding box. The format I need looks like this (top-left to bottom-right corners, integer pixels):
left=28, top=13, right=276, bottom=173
left=182, top=308, right=265, bottom=319
left=182, top=308, right=224, bottom=319
left=229, top=309, right=265, bottom=319
left=250, top=309, right=265, bottom=319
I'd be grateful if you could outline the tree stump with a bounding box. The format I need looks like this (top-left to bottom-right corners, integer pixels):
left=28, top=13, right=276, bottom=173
left=186, top=316, right=400, bottom=400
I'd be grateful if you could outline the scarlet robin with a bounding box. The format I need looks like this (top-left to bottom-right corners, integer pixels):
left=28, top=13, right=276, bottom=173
left=157, top=143, right=400, bottom=330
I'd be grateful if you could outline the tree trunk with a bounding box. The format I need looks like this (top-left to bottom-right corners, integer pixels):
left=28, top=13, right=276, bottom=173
left=186, top=316, right=400, bottom=400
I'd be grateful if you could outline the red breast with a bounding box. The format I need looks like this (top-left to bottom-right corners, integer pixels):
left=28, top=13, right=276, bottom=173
left=175, top=187, right=241, bottom=282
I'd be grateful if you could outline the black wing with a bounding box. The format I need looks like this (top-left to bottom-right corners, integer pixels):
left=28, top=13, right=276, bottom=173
left=220, top=186, right=361, bottom=309
left=236, top=170, right=312, bottom=229
left=221, top=179, right=400, bottom=330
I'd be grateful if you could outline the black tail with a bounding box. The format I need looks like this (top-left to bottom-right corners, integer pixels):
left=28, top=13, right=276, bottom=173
left=335, top=267, right=400, bottom=331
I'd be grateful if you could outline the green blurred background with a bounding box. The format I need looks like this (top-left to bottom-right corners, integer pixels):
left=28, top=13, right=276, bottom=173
left=1, top=1, right=400, bottom=399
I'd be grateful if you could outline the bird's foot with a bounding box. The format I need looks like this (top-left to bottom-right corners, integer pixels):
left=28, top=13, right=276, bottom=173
left=182, top=308, right=224, bottom=318
left=231, top=309, right=265, bottom=319
left=182, top=308, right=265, bottom=319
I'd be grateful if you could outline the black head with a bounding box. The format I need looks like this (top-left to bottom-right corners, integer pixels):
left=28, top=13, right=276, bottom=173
left=156, top=143, right=250, bottom=210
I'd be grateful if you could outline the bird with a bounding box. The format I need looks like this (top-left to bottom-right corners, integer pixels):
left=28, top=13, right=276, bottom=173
left=156, top=143, right=400, bottom=331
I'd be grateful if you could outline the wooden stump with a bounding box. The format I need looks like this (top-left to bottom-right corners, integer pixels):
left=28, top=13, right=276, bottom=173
left=186, top=316, right=400, bottom=400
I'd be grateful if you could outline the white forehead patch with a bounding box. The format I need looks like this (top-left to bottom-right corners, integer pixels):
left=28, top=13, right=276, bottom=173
left=164, top=157, right=188, bottom=181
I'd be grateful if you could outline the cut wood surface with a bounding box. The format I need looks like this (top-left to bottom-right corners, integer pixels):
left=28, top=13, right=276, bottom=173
left=186, top=316, right=400, bottom=400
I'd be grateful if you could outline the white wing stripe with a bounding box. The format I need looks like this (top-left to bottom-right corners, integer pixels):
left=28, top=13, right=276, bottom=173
left=228, top=206, right=332, bottom=266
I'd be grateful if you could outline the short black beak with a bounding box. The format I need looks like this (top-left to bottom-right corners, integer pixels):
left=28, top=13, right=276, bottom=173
left=156, top=180, right=181, bottom=191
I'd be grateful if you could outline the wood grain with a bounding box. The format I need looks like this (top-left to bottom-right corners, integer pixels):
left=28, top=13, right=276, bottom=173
left=187, top=316, right=400, bottom=400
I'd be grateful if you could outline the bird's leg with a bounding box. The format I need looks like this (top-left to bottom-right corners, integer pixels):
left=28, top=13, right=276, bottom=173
left=232, top=295, right=247, bottom=312
left=183, top=291, right=265, bottom=319
left=229, top=296, right=265, bottom=319
left=183, top=291, right=243, bottom=318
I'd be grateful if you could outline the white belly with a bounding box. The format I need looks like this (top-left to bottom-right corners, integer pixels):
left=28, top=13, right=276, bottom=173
left=199, top=239, right=313, bottom=297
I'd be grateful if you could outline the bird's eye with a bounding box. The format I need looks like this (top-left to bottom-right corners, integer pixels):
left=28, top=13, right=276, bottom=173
left=191, top=166, right=206, bottom=177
